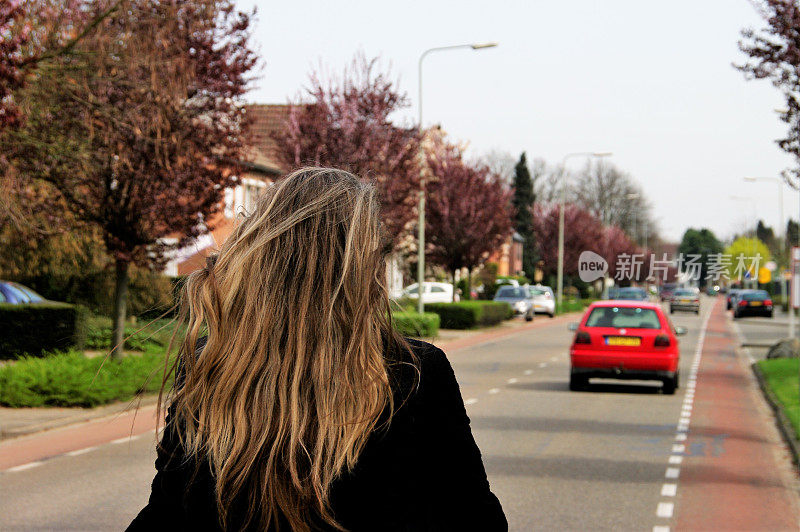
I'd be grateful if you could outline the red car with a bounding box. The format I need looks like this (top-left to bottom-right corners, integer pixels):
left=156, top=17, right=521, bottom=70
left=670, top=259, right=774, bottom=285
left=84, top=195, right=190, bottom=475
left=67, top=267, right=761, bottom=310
left=569, top=300, right=687, bottom=394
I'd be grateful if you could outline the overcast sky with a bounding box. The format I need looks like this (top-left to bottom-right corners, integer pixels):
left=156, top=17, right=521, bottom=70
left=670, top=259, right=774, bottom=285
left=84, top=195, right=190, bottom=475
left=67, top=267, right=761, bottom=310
left=239, top=0, right=795, bottom=243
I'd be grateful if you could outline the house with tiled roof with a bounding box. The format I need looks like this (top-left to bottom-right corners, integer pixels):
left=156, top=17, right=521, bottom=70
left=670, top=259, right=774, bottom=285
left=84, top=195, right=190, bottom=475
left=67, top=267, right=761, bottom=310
left=162, top=104, right=290, bottom=276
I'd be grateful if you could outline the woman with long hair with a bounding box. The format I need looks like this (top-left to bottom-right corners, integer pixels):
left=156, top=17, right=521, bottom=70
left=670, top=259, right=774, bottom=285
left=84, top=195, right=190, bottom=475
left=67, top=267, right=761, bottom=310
left=129, top=167, right=506, bottom=531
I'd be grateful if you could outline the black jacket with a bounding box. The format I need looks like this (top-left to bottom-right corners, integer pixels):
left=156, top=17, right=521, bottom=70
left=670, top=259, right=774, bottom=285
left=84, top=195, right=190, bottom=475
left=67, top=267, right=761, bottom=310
left=128, top=338, right=507, bottom=531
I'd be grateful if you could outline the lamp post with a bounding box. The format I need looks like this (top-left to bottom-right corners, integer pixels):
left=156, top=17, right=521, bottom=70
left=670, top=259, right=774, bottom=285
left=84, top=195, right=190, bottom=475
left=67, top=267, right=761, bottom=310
left=744, top=176, right=784, bottom=237
left=416, top=42, right=498, bottom=314
left=626, top=192, right=640, bottom=245
left=729, top=195, right=759, bottom=289
left=556, top=151, right=612, bottom=313
left=744, top=176, right=792, bottom=336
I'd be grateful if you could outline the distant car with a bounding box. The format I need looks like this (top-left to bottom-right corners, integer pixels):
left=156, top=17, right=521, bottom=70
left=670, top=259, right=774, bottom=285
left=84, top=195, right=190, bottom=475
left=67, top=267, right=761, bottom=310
left=614, top=287, right=649, bottom=301
left=660, top=283, right=678, bottom=302
left=568, top=300, right=686, bottom=394
left=0, top=281, right=47, bottom=304
left=527, top=285, right=555, bottom=318
left=670, top=288, right=700, bottom=314
left=494, top=286, right=534, bottom=321
left=733, top=289, right=773, bottom=319
left=399, top=282, right=455, bottom=304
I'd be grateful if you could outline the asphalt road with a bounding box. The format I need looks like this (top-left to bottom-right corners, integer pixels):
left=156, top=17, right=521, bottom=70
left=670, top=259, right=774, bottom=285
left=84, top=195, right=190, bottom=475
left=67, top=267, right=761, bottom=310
left=0, top=296, right=795, bottom=531
left=730, top=302, right=794, bottom=359
left=452, top=302, right=705, bottom=531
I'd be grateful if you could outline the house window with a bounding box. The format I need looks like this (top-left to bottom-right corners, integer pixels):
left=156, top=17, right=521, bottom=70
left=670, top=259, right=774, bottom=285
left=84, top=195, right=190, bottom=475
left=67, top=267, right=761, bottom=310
left=244, top=182, right=262, bottom=213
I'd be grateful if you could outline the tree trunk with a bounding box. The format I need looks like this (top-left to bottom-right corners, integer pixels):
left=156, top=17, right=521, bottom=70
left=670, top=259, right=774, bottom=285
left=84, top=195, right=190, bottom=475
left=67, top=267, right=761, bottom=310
left=467, top=268, right=473, bottom=301
left=111, top=259, right=130, bottom=360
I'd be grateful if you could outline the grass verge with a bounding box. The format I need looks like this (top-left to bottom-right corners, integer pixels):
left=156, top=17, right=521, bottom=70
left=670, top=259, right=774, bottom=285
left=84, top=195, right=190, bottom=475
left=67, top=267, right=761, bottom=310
left=756, top=358, right=800, bottom=439
left=0, top=350, right=173, bottom=408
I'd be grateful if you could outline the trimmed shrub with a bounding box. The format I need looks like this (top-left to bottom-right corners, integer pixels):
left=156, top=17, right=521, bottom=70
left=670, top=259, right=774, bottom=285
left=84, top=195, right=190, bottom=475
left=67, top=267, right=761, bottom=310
left=12, top=268, right=177, bottom=319
left=559, top=298, right=594, bottom=314
left=84, top=316, right=182, bottom=352
left=425, top=301, right=511, bottom=329
left=0, top=303, right=87, bottom=359
left=0, top=350, right=173, bottom=407
left=390, top=297, right=417, bottom=313
left=393, top=311, right=440, bottom=337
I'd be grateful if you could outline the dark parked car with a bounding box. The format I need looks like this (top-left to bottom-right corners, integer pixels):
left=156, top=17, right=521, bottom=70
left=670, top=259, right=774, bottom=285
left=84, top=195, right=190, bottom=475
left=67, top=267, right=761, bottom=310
left=0, top=281, right=47, bottom=304
left=733, top=290, right=773, bottom=319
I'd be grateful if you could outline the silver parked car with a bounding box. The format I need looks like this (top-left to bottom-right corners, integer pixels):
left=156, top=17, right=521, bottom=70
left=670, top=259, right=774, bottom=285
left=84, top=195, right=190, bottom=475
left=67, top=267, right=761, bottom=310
left=494, top=286, right=535, bottom=321
left=528, top=285, right=555, bottom=318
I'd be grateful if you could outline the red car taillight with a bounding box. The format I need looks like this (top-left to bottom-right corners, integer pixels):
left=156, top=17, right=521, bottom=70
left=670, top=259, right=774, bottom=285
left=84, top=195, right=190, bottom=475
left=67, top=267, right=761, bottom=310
left=765, top=299, right=773, bottom=306
left=574, top=331, right=591, bottom=345
left=654, top=334, right=671, bottom=347
left=738, top=300, right=747, bottom=307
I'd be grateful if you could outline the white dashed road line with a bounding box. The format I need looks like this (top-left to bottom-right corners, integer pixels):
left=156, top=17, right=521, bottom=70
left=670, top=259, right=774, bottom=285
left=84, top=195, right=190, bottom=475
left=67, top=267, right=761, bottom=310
left=6, top=461, right=43, bottom=473
left=653, top=303, right=712, bottom=530
left=66, top=446, right=98, bottom=457
left=464, top=398, right=478, bottom=406
left=656, top=502, right=674, bottom=518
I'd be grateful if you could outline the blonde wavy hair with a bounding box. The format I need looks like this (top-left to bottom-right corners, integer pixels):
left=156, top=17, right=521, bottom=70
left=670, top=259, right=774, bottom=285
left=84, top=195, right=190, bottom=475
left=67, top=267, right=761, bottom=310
left=160, top=167, right=407, bottom=530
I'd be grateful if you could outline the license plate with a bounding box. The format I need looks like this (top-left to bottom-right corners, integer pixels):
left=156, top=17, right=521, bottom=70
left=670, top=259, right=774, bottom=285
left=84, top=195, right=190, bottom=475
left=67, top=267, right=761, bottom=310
left=681, top=298, right=692, bottom=303
left=606, top=336, right=641, bottom=346
left=750, top=301, right=762, bottom=306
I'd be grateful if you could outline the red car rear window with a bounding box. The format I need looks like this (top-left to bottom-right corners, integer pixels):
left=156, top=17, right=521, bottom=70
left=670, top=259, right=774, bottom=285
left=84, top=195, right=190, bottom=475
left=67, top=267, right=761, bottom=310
left=585, top=306, right=661, bottom=329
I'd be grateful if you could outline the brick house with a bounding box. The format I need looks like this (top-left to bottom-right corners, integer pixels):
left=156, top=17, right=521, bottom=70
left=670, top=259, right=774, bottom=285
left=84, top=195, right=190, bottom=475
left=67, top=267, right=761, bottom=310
left=487, top=231, right=525, bottom=277
left=162, top=104, right=289, bottom=275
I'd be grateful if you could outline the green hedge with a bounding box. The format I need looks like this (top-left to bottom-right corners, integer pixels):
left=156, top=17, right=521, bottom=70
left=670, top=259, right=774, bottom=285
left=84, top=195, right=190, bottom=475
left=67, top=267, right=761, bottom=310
left=0, top=350, right=172, bottom=407
left=85, top=316, right=176, bottom=351
left=425, top=301, right=511, bottom=329
left=393, top=312, right=440, bottom=337
left=559, top=298, right=594, bottom=314
left=0, top=303, right=87, bottom=359
left=11, top=270, right=180, bottom=319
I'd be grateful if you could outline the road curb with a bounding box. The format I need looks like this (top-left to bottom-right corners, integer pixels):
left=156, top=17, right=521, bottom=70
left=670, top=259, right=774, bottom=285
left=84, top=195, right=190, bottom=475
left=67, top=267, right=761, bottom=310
left=0, top=395, right=159, bottom=442
left=751, top=362, right=800, bottom=468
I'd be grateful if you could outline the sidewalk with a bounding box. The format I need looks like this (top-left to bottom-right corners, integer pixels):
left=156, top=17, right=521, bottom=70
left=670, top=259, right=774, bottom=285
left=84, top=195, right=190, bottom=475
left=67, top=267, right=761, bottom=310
left=0, top=311, right=580, bottom=444
left=675, top=298, right=800, bottom=529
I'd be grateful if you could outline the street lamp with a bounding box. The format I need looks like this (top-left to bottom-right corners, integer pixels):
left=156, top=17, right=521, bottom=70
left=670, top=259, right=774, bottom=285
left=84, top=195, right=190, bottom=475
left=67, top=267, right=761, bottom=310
left=626, top=192, right=640, bottom=245
left=416, top=42, right=498, bottom=314
left=729, top=195, right=759, bottom=289
left=744, top=176, right=784, bottom=238
left=556, top=151, right=612, bottom=313
left=744, top=176, right=795, bottom=337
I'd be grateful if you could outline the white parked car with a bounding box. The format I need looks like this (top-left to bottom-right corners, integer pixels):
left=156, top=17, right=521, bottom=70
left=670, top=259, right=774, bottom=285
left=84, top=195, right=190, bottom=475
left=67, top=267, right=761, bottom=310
left=399, top=282, right=456, bottom=304
left=527, top=284, right=556, bottom=318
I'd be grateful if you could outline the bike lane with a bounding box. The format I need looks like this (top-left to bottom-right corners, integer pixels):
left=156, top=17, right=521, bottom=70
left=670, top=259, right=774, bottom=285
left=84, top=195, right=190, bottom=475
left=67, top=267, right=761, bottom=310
left=674, top=299, right=800, bottom=530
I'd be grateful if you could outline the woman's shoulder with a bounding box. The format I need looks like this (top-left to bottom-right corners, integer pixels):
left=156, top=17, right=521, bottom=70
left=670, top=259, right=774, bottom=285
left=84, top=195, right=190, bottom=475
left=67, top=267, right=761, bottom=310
left=389, top=337, right=449, bottom=370
left=386, top=337, right=456, bottom=395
